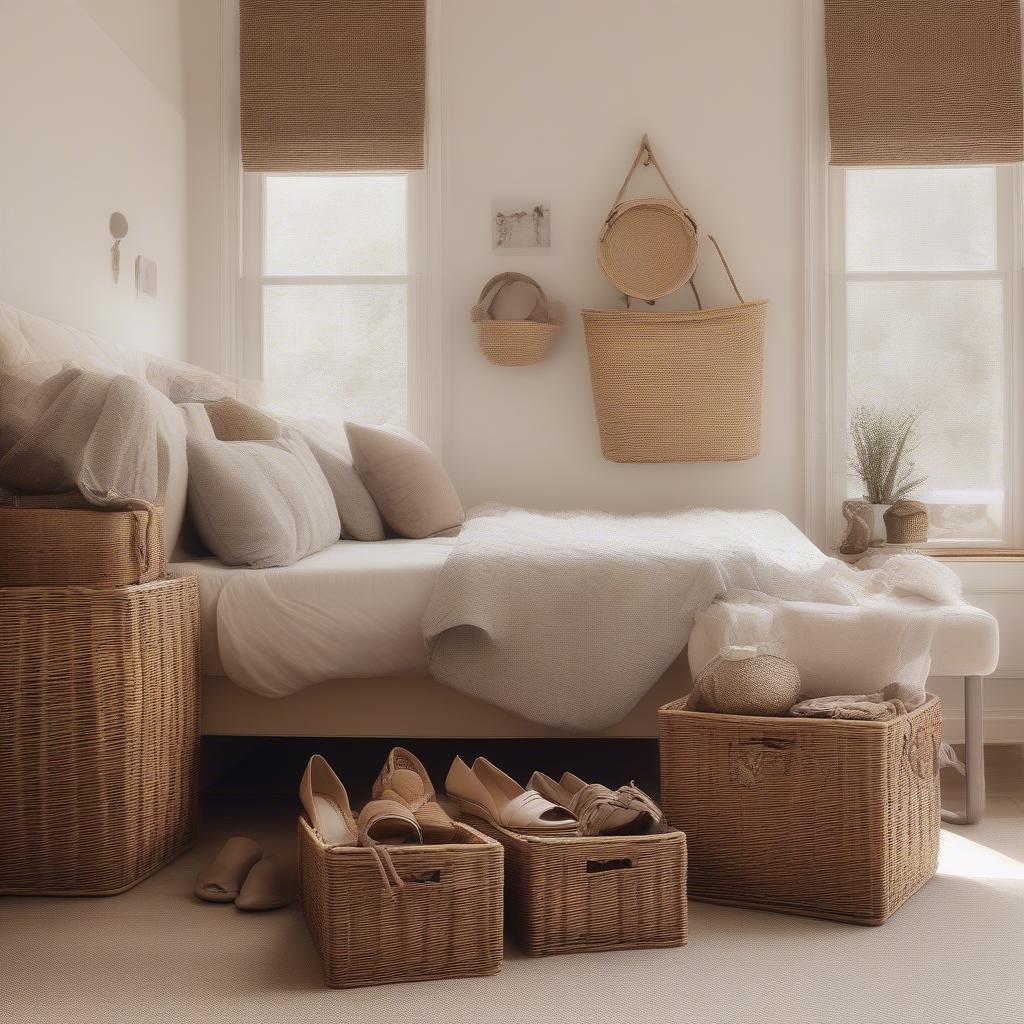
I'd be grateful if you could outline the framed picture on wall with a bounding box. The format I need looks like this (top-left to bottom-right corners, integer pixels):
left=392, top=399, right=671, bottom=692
left=492, top=199, right=551, bottom=250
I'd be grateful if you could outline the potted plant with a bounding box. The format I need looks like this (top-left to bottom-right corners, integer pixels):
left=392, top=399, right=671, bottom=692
left=848, top=404, right=927, bottom=543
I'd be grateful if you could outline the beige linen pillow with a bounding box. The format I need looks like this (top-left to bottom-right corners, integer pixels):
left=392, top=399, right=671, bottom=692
left=204, top=397, right=281, bottom=441
left=344, top=423, right=464, bottom=539
left=187, top=433, right=340, bottom=568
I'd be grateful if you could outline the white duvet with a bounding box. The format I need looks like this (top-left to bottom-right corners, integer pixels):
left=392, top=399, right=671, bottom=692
left=423, top=505, right=964, bottom=731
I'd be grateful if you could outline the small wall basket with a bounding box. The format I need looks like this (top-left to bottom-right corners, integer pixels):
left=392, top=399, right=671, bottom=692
left=471, top=272, right=561, bottom=367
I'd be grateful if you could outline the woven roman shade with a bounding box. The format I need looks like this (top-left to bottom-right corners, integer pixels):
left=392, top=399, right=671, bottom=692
left=825, top=0, right=1024, bottom=166
left=240, top=0, right=425, bottom=172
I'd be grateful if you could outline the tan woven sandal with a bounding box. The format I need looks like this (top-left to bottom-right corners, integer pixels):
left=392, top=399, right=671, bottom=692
left=372, top=747, right=456, bottom=843
left=446, top=756, right=577, bottom=836
left=300, top=754, right=358, bottom=846
left=194, top=836, right=263, bottom=903
left=358, top=799, right=422, bottom=846
left=234, top=857, right=297, bottom=912
left=529, top=771, right=666, bottom=837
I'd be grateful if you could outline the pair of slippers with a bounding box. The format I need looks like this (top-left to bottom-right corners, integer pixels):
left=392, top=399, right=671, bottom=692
left=193, top=836, right=296, bottom=911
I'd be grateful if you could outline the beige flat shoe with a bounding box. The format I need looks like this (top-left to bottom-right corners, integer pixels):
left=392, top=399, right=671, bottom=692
left=300, top=755, right=357, bottom=846
left=530, top=771, right=665, bottom=837
left=194, top=836, right=263, bottom=903
left=372, top=747, right=456, bottom=843
left=235, top=857, right=297, bottom=912
left=446, top=756, right=577, bottom=836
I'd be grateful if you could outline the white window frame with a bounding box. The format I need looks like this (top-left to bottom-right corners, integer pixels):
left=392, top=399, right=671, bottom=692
left=238, top=169, right=438, bottom=444
left=826, top=163, right=1023, bottom=549
left=803, top=0, right=1024, bottom=552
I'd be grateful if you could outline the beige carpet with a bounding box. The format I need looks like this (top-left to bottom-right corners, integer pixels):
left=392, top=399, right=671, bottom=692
left=3, top=782, right=1024, bottom=1024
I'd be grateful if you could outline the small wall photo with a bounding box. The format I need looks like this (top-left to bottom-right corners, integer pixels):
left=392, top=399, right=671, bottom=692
left=492, top=199, right=551, bottom=249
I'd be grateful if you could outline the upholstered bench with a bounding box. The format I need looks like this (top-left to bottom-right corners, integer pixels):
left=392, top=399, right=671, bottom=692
left=688, top=597, right=999, bottom=825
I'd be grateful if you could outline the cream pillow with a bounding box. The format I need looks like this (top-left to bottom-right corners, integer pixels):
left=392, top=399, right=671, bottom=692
left=187, top=433, right=340, bottom=568
left=303, top=435, right=385, bottom=542
left=344, top=423, right=464, bottom=539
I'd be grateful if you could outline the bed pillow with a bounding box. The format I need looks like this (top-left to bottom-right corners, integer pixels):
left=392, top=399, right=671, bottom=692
left=204, top=397, right=281, bottom=441
left=344, top=423, right=464, bottom=539
left=186, top=433, right=340, bottom=568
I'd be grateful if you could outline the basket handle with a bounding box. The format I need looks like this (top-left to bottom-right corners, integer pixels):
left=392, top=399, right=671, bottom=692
left=476, top=272, right=548, bottom=313
left=684, top=235, right=745, bottom=310
left=608, top=134, right=686, bottom=211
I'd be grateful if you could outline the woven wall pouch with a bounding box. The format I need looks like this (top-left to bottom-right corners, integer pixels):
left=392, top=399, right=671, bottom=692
left=471, top=272, right=563, bottom=366
left=597, top=135, right=699, bottom=305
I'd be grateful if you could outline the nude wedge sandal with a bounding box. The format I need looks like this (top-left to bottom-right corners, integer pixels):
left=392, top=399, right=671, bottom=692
left=446, top=756, right=577, bottom=836
left=300, top=755, right=357, bottom=846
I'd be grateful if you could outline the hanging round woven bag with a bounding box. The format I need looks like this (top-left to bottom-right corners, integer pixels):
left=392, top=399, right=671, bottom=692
left=596, top=135, right=699, bottom=304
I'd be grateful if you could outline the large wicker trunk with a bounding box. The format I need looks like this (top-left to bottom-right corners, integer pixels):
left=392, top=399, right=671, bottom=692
left=465, top=817, right=688, bottom=956
left=299, top=817, right=504, bottom=988
left=658, top=695, right=942, bottom=925
left=0, top=576, right=201, bottom=896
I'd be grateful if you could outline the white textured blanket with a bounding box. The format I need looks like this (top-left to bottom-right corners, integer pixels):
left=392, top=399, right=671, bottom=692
left=422, top=505, right=962, bottom=731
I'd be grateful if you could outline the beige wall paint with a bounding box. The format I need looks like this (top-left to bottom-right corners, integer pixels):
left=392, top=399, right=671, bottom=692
left=0, top=0, right=187, bottom=358
left=439, top=0, right=806, bottom=520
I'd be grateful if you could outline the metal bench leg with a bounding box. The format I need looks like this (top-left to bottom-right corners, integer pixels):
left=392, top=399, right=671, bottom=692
left=941, top=674, right=985, bottom=826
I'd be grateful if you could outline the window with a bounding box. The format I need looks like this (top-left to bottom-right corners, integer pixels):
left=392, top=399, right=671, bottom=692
left=242, top=172, right=419, bottom=428
left=830, top=165, right=1020, bottom=545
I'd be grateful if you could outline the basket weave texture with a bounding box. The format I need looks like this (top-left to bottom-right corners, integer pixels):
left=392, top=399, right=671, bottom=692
left=464, top=816, right=688, bottom=956
left=658, top=695, right=942, bottom=925
left=583, top=300, right=766, bottom=462
left=0, top=575, right=201, bottom=896
left=884, top=500, right=929, bottom=545
left=299, top=817, right=503, bottom=988
left=0, top=493, right=164, bottom=587
left=471, top=272, right=560, bottom=366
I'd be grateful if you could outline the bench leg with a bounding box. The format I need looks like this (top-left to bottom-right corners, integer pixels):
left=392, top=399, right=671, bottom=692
left=941, top=674, right=986, bottom=826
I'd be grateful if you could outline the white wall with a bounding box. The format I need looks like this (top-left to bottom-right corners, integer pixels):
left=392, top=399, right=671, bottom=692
left=0, top=0, right=187, bottom=359
left=439, top=0, right=806, bottom=519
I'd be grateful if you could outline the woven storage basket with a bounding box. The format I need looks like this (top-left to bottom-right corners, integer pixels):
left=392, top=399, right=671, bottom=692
left=299, top=817, right=503, bottom=988
left=0, top=575, right=200, bottom=896
left=471, top=272, right=560, bottom=366
left=464, top=816, right=687, bottom=956
left=658, top=695, right=942, bottom=925
left=597, top=135, right=699, bottom=303
left=583, top=240, right=767, bottom=462
left=884, top=500, right=929, bottom=544
left=0, top=493, right=164, bottom=587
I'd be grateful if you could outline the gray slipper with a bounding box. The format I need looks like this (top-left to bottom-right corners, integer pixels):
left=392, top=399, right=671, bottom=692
left=194, top=836, right=263, bottom=903
left=235, top=857, right=297, bottom=912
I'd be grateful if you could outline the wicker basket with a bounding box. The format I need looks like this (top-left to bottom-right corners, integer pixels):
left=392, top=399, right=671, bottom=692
left=299, top=817, right=503, bottom=988
left=0, top=493, right=164, bottom=587
left=471, top=272, right=561, bottom=366
left=464, top=817, right=688, bottom=956
left=0, top=575, right=200, bottom=896
left=884, top=500, right=929, bottom=544
left=658, top=695, right=942, bottom=925
left=582, top=289, right=766, bottom=463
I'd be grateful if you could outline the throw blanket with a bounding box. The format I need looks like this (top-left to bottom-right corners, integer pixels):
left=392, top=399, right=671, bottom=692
left=422, top=505, right=962, bottom=731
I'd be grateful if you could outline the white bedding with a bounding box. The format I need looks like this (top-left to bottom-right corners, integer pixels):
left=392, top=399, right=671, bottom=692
left=168, top=537, right=455, bottom=695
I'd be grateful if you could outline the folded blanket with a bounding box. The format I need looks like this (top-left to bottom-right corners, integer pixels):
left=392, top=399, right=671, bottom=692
left=422, top=505, right=963, bottom=732
left=789, top=682, right=927, bottom=721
